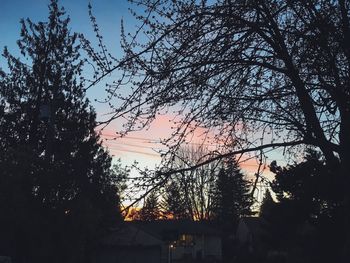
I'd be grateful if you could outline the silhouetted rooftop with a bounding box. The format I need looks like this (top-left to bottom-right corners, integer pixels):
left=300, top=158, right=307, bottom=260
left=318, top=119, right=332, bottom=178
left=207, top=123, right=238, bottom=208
left=101, top=220, right=221, bottom=247
left=128, top=220, right=220, bottom=240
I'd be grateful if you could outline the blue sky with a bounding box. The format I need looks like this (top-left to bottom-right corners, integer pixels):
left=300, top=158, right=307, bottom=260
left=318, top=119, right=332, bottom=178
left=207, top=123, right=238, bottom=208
left=0, top=0, right=133, bottom=109
left=0, top=0, right=130, bottom=52
left=0, top=0, right=131, bottom=114
left=0, top=0, right=283, bottom=193
left=0, top=0, right=166, bottom=166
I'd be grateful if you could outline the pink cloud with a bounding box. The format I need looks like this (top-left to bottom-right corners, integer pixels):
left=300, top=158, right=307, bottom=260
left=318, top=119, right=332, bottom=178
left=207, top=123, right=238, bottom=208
left=98, top=114, right=274, bottom=180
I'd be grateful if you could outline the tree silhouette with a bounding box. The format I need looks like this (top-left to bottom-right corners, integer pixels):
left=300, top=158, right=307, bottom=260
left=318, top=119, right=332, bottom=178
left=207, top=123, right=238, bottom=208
left=266, top=151, right=344, bottom=262
left=211, top=159, right=253, bottom=262
left=212, top=159, right=253, bottom=227
left=84, top=1, right=350, bottom=258
left=259, top=189, right=274, bottom=218
left=162, top=146, right=219, bottom=220
left=0, top=1, right=123, bottom=262
left=137, top=192, right=161, bottom=221
left=271, top=150, right=343, bottom=221
left=160, top=181, right=190, bottom=220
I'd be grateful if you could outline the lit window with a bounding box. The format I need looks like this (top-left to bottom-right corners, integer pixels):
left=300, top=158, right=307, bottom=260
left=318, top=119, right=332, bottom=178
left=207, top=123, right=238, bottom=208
left=179, top=234, right=194, bottom=246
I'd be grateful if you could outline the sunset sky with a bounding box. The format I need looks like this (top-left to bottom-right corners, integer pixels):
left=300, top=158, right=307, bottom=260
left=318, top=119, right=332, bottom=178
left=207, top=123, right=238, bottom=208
left=0, top=0, right=285, bottom=196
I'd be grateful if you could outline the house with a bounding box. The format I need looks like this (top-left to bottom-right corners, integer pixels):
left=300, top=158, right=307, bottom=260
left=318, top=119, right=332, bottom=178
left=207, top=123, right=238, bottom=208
left=92, top=220, right=222, bottom=263
left=91, top=222, right=163, bottom=263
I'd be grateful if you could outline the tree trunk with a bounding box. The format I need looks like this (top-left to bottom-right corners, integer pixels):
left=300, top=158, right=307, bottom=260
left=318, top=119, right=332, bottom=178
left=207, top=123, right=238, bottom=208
left=339, top=112, right=350, bottom=263
left=341, top=156, right=350, bottom=263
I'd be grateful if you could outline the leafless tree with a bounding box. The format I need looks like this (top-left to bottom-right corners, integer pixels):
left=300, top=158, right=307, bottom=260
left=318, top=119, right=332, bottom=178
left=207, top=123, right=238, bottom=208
left=82, top=0, right=350, bottom=259
left=161, top=145, right=221, bottom=220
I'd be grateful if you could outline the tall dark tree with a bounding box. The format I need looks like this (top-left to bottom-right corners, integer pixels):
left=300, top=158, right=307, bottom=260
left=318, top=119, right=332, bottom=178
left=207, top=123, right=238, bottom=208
left=259, top=189, right=274, bottom=218
left=212, top=159, right=253, bottom=227
left=160, top=181, right=189, bottom=219
left=0, top=1, right=123, bottom=262
left=137, top=191, right=161, bottom=221
left=270, top=150, right=342, bottom=219
left=265, top=151, right=344, bottom=262
left=84, top=1, right=350, bottom=258
left=210, top=159, right=253, bottom=263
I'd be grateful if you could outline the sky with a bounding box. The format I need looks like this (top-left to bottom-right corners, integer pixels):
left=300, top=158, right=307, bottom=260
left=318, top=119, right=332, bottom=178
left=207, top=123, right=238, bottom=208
left=0, top=0, right=157, bottom=164
left=0, top=0, right=283, bottom=202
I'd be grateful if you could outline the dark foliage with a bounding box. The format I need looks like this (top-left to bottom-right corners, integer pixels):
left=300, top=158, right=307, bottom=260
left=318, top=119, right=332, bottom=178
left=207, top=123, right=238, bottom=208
left=271, top=151, right=343, bottom=219
left=212, top=159, right=253, bottom=227
left=211, top=158, right=253, bottom=263
left=137, top=192, right=161, bottom=221
left=260, top=152, right=344, bottom=262
left=0, top=1, right=123, bottom=262
left=160, top=181, right=190, bottom=220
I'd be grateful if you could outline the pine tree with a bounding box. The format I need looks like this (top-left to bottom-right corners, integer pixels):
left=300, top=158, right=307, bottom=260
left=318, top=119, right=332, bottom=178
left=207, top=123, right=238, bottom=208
left=259, top=189, right=274, bottom=218
left=160, top=181, right=190, bottom=219
left=211, top=159, right=253, bottom=262
left=0, top=1, right=123, bottom=262
left=138, top=192, right=160, bottom=221
left=212, top=159, right=253, bottom=227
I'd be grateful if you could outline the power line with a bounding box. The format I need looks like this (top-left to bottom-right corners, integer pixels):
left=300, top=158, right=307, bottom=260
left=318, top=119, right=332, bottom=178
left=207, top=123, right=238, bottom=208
left=99, top=133, right=224, bottom=147
left=105, top=146, right=161, bottom=157
left=105, top=140, right=166, bottom=150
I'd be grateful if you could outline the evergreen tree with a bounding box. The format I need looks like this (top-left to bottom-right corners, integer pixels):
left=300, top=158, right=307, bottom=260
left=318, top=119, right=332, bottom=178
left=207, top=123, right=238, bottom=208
left=138, top=192, right=160, bottom=221
left=212, top=168, right=234, bottom=223
left=0, top=1, right=123, bottom=262
left=265, top=151, right=344, bottom=262
left=160, top=181, right=189, bottom=219
left=259, top=189, right=274, bottom=218
left=211, top=159, right=253, bottom=263
left=212, top=159, right=253, bottom=227
left=270, top=150, right=342, bottom=218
